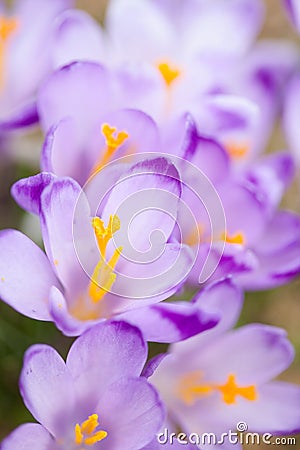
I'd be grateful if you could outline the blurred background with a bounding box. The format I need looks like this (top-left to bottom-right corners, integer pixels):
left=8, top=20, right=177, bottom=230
left=0, top=0, right=299, bottom=447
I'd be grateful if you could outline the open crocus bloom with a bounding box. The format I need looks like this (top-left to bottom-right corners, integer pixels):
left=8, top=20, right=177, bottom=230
left=149, top=280, right=300, bottom=448
left=175, top=118, right=300, bottom=289
left=1, top=157, right=218, bottom=339
left=0, top=0, right=73, bottom=131
left=1, top=321, right=165, bottom=450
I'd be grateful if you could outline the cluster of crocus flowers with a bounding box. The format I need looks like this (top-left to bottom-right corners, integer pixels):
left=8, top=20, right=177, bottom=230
left=1, top=0, right=300, bottom=448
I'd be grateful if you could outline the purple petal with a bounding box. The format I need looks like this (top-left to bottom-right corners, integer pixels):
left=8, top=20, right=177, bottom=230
left=66, top=321, right=147, bottom=409
left=284, top=74, right=300, bottom=166
left=102, top=157, right=181, bottom=253
left=1, top=423, right=53, bottom=450
left=11, top=173, right=56, bottom=215
left=194, top=324, right=295, bottom=386
left=40, top=177, right=91, bottom=295
left=20, top=344, right=75, bottom=437
left=255, top=211, right=300, bottom=255
left=0, top=229, right=58, bottom=320
left=98, top=377, right=165, bottom=450
left=220, top=182, right=267, bottom=245
left=284, top=0, right=300, bottom=31
left=48, top=286, right=100, bottom=336
left=243, top=152, right=295, bottom=210
left=52, top=9, right=104, bottom=68
left=242, top=381, right=300, bottom=435
left=101, top=243, right=193, bottom=313
left=37, top=62, right=113, bottom=136
left=0, top=102, right=39, bottom=131
left=120, top=301, right=218, bottom=343
left=142, top=354, right=168, bottom=379
left=193, top=278, right=243, bottom=335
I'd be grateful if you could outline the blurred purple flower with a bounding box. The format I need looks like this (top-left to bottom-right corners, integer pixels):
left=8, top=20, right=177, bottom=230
left=0, top=0, right=73, bottom=131
left=1, top=320, right=165, bottom=450
left=178, top=118, right=300, bottom=289
left=149, top=280, right=300, bottom=446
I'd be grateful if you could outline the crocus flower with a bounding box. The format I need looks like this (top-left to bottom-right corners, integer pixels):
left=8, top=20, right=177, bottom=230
left=1, top=157, right=218, bottom=340
left=176, top=117, right=300, bottom=290
left=0, top=0, right=73, bottom=131
left=149, top=279, right=300, bottom=448
left=1, top=320, right=165, bottom=450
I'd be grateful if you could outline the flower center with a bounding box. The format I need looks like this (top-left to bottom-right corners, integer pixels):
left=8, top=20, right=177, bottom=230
left=88, top=215, right=123, bottom=303
left=70, top=215, right=122, bottom=321
left=0, top=16, right=18, bottom=91
left=157, top=61, right=181, bottom=87
left=75, top=414, right=107, bottom=447
left=178, top=372, right=257, bottom=405
left=92, top=123, right=129, bottom=174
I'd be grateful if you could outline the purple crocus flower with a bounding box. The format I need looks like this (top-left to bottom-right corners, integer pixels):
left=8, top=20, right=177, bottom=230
left=0, top=0, right=73, bottom=131
left=1, top=320, right=165, bottom=450
left=178, top=118, right=300, bottom=290
left=1, top=157, right=218, bottom=340
left=149, top=279, right=300, bottom=448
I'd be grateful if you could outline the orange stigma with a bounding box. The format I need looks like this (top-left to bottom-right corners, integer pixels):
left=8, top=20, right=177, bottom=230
left=91, top=123, right=129, bottom=174
left=178, top=372, right=257, bottom=405
left=157, top=61, right=181, bottom=87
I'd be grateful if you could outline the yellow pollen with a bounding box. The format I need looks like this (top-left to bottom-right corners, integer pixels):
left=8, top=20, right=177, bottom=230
left=178, top=372, right=257, bottom=405
left=221, top=231, right=245, bottom=245
left=75, top=414, right=108, bottom=447
left=157, top=61, right=181, bottom=86
left=89, top=215, right=122, bottom=303
left=225, top=141, right=249, bottom=160
left=0, top=16, right=18, bottom=90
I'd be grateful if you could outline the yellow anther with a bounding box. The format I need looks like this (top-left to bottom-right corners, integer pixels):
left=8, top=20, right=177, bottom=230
left=81, top=414, right=99, bottom=435
left=157, top=61, right=181, bottom=86
left=75, top=423, right=84, bottom=445
left=84, top=431, right=108, bottom=446
left=178, top=372, right=257, bottom=406
left=221, top=231, right=245, bottom=245
left=89, top=215, right=122, bottom=303
left=225, top=141, right=249, bottom=160
left=75, top=414, right=108, bottom=447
